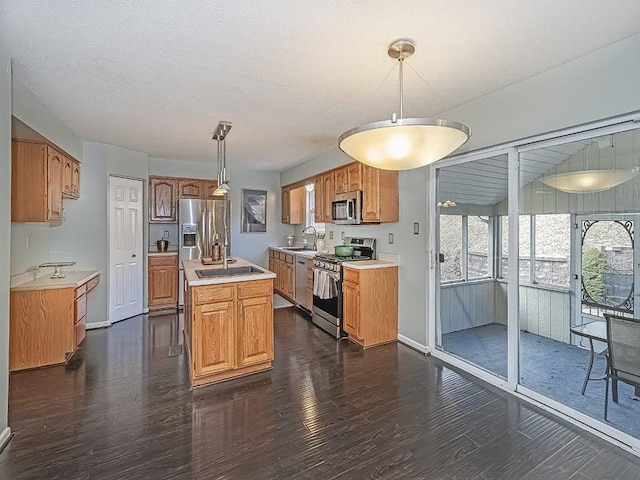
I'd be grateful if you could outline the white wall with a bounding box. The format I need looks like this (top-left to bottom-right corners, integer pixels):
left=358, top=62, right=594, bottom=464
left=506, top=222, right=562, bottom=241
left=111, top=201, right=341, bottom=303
left=0, top=41, right=12, bottom=442
left=76, top=142, right=149, bottom=326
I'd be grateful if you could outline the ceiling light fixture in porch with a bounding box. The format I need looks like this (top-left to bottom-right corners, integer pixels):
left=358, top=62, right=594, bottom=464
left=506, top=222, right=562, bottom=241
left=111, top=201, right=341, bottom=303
left=540, top=169, right=638, bottom=194
left=540, top=136, right=638, bottom=194
left=338, top=39, right=471, bottom=171
left=213, top=121, right=232, bottom=195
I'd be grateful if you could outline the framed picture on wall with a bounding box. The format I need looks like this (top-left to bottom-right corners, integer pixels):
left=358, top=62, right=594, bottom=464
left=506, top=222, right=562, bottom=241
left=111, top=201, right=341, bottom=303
left=241, top=189, right=267, bottom=233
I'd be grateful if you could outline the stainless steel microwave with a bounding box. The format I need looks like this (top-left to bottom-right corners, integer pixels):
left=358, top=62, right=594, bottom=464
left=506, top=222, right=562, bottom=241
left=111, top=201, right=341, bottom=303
left=332, top=191, right=362, bottom=224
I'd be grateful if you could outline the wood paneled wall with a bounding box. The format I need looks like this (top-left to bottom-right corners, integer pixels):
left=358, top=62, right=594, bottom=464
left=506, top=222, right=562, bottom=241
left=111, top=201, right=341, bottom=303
left=440, top=280, right=573, bottom=346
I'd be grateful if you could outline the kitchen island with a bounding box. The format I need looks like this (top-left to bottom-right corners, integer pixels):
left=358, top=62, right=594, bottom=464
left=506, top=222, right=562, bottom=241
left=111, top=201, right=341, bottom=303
left=182, top=257, right=276, bottom=387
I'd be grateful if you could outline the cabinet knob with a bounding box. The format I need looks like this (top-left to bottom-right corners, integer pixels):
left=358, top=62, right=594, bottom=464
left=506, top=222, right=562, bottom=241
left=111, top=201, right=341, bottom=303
left=132, top=254, right=137, bottom=258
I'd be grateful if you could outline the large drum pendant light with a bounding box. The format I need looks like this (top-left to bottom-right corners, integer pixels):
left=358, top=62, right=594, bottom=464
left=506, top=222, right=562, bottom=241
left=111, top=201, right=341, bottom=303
left=338, top=39, right=471, bottom=171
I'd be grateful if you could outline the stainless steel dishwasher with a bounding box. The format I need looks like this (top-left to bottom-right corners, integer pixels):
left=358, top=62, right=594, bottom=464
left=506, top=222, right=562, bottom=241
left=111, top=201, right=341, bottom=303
left=294, top=255, right=309, bottom=309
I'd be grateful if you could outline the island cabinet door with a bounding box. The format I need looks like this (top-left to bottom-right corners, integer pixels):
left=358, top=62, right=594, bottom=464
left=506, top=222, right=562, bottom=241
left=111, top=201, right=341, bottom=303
left=193, top=301, right=235, bottom=377
left=237, top=295, right=274, bottom=368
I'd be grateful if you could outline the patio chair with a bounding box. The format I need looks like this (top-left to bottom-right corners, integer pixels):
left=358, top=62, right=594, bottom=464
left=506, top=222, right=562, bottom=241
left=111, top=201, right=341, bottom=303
left=603, top=313, right=640, bottom=420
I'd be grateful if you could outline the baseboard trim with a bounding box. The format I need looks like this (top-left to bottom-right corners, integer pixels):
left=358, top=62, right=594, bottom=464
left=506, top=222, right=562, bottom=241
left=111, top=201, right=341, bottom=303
left=86, top=321, right=111, bottom=330
left=397, top=334, right=428, bottom=354
left=0, top=427, right=12, bottom=453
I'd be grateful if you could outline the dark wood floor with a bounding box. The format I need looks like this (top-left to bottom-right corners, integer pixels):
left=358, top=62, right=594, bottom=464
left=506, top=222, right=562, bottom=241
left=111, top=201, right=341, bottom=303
left=2, top=308, right=640, bottom=479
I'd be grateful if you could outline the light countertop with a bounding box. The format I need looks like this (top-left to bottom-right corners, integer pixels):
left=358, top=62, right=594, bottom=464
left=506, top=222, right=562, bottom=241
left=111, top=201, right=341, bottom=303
left=342, top=260, right=398, bottom=270
left=269, top=246, right=317, bottom=258
left=148, top=249, right=179, bottom=257
left=11, top=270, right=100, bottom=291
left=183, top=257, right=275, bottom=286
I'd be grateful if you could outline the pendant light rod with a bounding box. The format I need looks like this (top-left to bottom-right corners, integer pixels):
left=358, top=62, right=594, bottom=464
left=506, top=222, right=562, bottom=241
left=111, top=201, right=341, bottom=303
left=399, top=56, right=404, bottom=119
left=212, top=120, right=232, bottom=195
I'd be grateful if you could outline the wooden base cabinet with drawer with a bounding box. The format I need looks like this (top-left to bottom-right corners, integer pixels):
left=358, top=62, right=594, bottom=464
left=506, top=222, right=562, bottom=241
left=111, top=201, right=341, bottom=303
left=148, top=255, right=179, bottom=311
left=268, top=249, right=295, bottom=300
left=9, top=274, right=99, bottom=372
left=184, top=279, right=274, bottom=387
left=342, top=266, right=398, bottom=348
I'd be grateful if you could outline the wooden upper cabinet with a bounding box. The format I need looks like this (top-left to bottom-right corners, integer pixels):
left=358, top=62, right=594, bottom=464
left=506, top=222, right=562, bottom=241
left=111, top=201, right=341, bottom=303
left=281, top=186, right=291, bottom=223
left=334, top=166, right=348, bottom=194
left=347, top=162, right=362, bottom=191
left=178, top=179, right=204, bottom=198
left=289, top=186, right=304, bottom=224
left=335, top=163, right=362, bottom=195
left=71, top=159, right=80, bottom=198
left=47, top=147, right=64, bottom=222
left=203, top=180, right=220, bottom=199
left=322, top=171, right=334, bottom=223
left=149, top=176, right=178, bottom=223
left=62, top=156, right=80, bottom=199
left=12, top=140, right=79, bottom=223
left=314, top=176, right=324, bottom=223
left=62, top=156, right=73, bottom=196
left=362, top=164, right=399, bottom=223
left=281, top=185, right=304, bottom=224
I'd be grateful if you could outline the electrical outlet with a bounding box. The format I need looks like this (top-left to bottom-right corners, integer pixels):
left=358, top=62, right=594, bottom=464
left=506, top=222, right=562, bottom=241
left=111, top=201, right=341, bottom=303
left=341, top=231, right=345, bottom=240
left=329, top=231, right=333, bottom=239
left=388, top=233, right=394, bottom=244
left=163, top=230, right=169, bottom=239
left=414, top=222, right=419, bottom=235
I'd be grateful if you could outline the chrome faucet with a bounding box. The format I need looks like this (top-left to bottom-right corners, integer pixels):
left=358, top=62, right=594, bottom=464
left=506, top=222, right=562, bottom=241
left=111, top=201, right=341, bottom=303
left=303, top=226, right=317, bottom=250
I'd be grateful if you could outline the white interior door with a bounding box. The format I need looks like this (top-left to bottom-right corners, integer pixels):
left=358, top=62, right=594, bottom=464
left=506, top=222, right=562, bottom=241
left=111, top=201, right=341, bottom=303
left=109, top=176, right=144, bottom=323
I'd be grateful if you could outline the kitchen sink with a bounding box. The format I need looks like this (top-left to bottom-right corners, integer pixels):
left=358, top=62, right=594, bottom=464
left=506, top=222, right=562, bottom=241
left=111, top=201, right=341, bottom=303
left=195, top=266, right=263, bottom=278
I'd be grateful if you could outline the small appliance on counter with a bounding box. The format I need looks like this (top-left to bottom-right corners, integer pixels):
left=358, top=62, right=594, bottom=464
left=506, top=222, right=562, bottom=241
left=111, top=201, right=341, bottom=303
left=285, top=235, right=295, bottom=247
left=156, top=239, right=170, bottom=252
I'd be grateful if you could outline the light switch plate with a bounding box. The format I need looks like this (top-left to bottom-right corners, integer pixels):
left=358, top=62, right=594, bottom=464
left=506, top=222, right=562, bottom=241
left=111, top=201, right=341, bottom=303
left=329, top=231, right=333, bottom=239
left=388, top=233, right=394, bottom=244
left=341, top=231, right=345, bottom=240
left=413, top=222, right=419, bottom=234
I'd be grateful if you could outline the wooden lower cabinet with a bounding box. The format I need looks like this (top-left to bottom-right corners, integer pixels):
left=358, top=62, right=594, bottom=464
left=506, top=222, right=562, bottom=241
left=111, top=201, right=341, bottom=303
left=9, top=274, right=99, bottom=371
left=342, top=266, right=398, bottom=348
left=237, top=294, right=273, bottom=367
left=269, top=249, right=295, bottom=300
left=185, top=279, right=274, bottom=387
left=148, top=255, right=178, bottom=310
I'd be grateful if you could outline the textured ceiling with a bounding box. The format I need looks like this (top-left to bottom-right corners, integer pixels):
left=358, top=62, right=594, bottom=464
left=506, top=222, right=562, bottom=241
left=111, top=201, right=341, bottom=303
left=2, top=1, right=640, bottom=171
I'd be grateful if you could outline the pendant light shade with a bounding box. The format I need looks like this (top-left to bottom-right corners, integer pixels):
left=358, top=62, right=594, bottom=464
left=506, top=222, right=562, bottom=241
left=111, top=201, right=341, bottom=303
left=338, top=39, right=471, bottom=170
left=339, top=118, right=471, bottom=171
left=540, top=169, right=638, bottom=194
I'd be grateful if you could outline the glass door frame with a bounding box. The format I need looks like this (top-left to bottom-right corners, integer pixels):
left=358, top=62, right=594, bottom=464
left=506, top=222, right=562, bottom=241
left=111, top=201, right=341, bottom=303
left=428, top=113, right=640, bottom=454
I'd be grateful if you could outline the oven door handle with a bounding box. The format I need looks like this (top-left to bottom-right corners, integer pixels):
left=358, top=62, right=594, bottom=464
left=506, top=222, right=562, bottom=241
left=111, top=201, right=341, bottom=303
left=313, top=268, right=340, bottom=281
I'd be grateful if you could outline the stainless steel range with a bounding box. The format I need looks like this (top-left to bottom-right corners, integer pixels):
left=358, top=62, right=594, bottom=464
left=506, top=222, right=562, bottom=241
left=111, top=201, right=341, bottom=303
left=312, top=237, right=375, bottom=338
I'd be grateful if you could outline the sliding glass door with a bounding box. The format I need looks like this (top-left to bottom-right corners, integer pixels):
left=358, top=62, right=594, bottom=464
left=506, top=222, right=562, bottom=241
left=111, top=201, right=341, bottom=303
left=431, top=120, right=640, bottom=452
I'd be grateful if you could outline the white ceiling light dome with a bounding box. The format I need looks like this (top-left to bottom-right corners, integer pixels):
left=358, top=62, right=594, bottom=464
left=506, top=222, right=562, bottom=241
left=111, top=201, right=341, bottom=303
left=338, top=39, right=471, bottom=171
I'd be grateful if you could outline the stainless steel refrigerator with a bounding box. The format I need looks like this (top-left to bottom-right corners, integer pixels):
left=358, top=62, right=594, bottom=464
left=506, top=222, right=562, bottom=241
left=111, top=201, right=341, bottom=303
left=178, top=198, right=231, bottom=306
